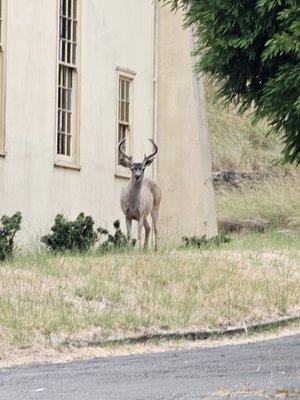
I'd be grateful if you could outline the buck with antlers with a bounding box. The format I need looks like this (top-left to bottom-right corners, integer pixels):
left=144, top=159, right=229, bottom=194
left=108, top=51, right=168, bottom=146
left=119, top=138, right=162, bottom=250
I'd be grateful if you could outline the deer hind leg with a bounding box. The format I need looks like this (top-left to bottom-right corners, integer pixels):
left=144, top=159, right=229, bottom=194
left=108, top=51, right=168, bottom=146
left=151, top=209, right=159, bottom=251
left=137, top=218, right=144, bottom=251
left=126, top=217, right=132, bottom=246
left=143, top=218, right=151, bottom=250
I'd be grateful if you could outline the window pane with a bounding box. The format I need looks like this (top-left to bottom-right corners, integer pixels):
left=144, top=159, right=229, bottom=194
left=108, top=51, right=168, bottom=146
left=67, top=42, right=71, bottom=64
left=125, top=81, right=130, bottom=101
left=73, top=0, right=77, bottom=19
left=67, top=19, right=72, bottom=40
left=67, top=112, right=71, bottom=133
left=67, top=89, right=71, bottom=110
left=72, top=44, right=76, bottom=65
left=67, top=135, right=71, bottom=156
left=68, top=0, right=72, bottom=17
left=125, top=102, right=129, bottom=122
left=59, top=66, right=62, bottom=85
left=61, top=133, right=66, bottom=154
left=57, top=132, right=62, bottom=154
left=61, top=17, right=67, bottom=40
left=120, top=101, right=125, bottom=121
left=62, top=0, right=66, bottom=17
left=61, top=111, right=66, bottom=131
left=58, top=110, right=62, bottom=131
left=61, top=89, right=65, bottom=109
left=59, top=41, right=65, bottom=62
left=67, top=68, right=72, bottom=88
left=121, top=79, right=125, bottom=100
left=73, top=21, right=77, bottom=42
left=118, top=125, right=126, bottom=152
left=58, top=88, right=62, bottom=108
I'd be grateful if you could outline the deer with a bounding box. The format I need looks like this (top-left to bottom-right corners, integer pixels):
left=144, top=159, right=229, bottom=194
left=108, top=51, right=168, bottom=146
left=118, top=138, right=162, bottom=251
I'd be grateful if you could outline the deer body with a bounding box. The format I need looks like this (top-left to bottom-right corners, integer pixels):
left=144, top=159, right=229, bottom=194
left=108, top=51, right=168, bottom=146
left=119, top=139, right=162, bottom=250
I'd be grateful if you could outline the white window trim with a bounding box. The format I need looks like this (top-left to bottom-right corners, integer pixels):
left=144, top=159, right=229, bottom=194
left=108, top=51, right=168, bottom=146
left=54, top=0, right=81, bottom=169
left=0, top=0, right=7, bottom=157
left=115, top=67, right=136, bottom=179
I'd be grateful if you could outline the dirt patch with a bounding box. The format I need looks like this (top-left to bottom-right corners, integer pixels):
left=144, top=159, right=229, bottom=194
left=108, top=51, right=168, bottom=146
left=208, top=385, right=300, bottom=399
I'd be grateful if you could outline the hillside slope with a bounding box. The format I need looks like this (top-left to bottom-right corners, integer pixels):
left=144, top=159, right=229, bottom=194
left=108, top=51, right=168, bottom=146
left=206, top=84, right=300, bottom=232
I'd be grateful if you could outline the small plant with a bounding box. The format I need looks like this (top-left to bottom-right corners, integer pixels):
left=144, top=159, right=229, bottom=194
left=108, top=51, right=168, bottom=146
left=0, top=212, right=22, bottom=261
left=98, top=220, right=136, bottom=251
left=182, top=234, right=231, bottom=249
left=41, top=213, right=98, bottom=253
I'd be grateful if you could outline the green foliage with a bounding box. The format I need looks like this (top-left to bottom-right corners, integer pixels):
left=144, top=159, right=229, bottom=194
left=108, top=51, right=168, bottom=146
left=162, top=0, right=300, bottom=164
left=182, top=234, right=231, bottom=249
left=98, top=220, right=136, bottom=252
left=41, top=213, right=98, bottom=253
left=0, top=212, right=22, bottom=261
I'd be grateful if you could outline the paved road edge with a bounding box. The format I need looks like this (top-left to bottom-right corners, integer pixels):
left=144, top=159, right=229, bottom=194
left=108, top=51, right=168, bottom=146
left=64, top=315, right=300, bottom=348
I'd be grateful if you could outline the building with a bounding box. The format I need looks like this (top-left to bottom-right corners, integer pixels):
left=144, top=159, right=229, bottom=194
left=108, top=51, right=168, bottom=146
left=0, top=0, right=217, bottom=247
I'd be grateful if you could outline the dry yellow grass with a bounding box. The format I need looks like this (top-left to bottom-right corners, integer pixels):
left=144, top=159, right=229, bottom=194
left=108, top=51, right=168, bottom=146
left=0, top=233, right=299, bottom=362
left=216, top=173, right=300, bottom=231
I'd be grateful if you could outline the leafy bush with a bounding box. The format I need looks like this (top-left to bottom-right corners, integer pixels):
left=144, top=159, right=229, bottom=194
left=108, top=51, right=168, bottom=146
left=163, top=0, right=300, bottom=164
left=182, top=234, right=231, bottom=249
left=0, top=212, right=22, bottom=261
left=42, top=213, right=98, bottom=253
left=98, top=220, right=136, bottom=251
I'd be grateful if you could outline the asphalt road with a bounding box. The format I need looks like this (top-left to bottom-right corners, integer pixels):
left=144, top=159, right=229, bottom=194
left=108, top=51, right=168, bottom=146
left=0, top=335, right=299, bottom=400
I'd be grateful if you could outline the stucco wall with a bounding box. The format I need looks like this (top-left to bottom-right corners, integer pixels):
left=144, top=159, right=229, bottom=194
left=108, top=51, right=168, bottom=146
left=156, top=5, right=217, bottom=243
left=0, top=0, right=155, bottom=246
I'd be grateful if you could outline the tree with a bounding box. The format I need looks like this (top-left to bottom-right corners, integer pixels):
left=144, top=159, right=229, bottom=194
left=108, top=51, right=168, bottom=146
left=161, top=0, right=300, bottom=164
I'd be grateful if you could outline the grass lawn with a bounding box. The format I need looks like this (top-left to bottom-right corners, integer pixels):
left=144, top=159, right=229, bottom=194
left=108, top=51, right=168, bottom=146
left=0, top=232, right=299, bottom=362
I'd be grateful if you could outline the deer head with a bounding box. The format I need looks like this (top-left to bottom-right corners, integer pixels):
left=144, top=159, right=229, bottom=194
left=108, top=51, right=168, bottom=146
left=118, top=138, right=158, bottom=183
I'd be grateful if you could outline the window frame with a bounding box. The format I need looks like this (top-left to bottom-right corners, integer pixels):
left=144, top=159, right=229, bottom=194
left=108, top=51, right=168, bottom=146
left=54, top=0, right=81, bottom=169
left=0, top=0, right=7, bottom=157
left=115, top=67, right=136, bottom=179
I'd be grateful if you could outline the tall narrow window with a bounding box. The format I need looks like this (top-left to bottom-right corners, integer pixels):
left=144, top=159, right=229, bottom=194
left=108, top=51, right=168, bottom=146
left=117, top=71, right=134, bottom=167
left=56, top=0, right=80, bottom=163
left=0, top=0, right=6, bottom=155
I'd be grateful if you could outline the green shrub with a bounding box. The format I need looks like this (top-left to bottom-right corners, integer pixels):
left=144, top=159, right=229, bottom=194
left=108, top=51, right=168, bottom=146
left=98, top=220, right=136, bottom=251
left=182, top=234, right=231, bottom=249
left=41, top=213, right=98, bottom=253
left=0, top=212, right=22, bottom=261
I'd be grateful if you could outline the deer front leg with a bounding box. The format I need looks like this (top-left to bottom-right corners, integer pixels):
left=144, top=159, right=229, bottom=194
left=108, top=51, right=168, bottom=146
left=126, top=217, right=132, bottom=246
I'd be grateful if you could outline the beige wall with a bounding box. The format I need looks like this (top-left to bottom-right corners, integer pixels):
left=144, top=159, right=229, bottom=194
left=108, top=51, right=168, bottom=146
left=0, top=0, right=155, bottom=246
left=156, top=5, right=217, bottom=243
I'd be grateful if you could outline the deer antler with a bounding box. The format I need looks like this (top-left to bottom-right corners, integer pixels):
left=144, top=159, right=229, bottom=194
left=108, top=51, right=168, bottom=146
left=118, top=139, right=132, bottom=165
left=143, top=139, right=158, bottom=165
